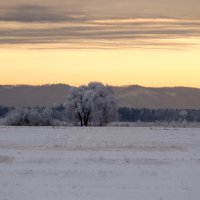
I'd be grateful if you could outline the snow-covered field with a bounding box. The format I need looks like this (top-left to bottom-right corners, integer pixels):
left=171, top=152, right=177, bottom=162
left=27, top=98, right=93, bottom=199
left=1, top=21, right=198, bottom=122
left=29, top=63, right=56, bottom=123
left=0, top=127, right=200, bottom=200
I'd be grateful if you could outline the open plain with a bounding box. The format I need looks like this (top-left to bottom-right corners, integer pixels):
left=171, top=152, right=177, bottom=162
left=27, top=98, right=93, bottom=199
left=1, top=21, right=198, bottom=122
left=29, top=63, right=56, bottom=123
left=0, top=126, right=200, bottom=200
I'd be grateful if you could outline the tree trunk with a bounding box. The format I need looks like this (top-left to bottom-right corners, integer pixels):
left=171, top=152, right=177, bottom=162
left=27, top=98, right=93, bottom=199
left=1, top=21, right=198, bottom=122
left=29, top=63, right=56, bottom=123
left=78, top=113, right=83, bottom=126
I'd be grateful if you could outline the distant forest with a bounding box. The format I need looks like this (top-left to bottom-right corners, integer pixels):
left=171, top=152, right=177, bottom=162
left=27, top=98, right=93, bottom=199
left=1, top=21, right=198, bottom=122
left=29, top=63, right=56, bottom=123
left=118, top=107, right=200, bottom=122
left=1, top=105, right=200, bottom=124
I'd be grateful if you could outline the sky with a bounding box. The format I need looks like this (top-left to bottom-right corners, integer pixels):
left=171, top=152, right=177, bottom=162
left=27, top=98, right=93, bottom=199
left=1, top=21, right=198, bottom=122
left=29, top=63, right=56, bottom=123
left=0, top=0, right=200, bottom=87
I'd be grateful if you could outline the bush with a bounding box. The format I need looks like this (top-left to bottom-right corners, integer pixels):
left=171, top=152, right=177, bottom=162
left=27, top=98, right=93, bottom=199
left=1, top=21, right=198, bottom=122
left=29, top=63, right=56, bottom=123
left=4, top=107, right=55, bottom=126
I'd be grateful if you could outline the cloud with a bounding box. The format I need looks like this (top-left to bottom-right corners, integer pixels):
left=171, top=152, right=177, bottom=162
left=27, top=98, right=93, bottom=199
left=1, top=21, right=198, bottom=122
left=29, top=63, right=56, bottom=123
left=0, top=4, right=87, bottom=22
left=0, top=3, right=200, bottom=49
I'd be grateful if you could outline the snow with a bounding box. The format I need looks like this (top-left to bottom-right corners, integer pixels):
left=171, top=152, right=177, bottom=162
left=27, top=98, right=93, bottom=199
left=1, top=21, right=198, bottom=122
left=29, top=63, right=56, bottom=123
left=0, top=126, right=200, bottom=200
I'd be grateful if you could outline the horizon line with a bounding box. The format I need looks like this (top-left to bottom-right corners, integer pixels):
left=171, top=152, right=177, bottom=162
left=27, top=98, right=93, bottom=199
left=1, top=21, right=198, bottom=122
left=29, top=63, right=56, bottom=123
left=0, top=83, right=200, bottom=89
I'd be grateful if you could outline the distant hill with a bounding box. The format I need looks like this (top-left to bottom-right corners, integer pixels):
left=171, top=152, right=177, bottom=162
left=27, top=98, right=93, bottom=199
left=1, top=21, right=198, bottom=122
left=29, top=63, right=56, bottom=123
left=0, top=84, right=200, bottom=109
left=113, top=85, right=200, bottom=109
left=0, top=84, right=71, bottom=107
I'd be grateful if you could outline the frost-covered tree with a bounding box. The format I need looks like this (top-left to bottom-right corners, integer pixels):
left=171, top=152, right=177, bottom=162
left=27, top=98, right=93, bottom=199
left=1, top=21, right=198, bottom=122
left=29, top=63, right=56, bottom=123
left=88, top=82, right=118, bottom=126
left=179, top=110, right=188, bottom=122
left=4, top=107, right=54, bottom=126
left=66, top=82, right=118, bottom=126
left=65, top=86, right=93, bottom=126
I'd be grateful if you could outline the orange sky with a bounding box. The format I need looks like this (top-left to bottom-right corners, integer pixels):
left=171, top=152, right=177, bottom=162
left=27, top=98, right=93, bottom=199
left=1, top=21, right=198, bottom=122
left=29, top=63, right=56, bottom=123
left=0, top=1, right=200, bottom=87
left=1, top=47, right=200, bottom=87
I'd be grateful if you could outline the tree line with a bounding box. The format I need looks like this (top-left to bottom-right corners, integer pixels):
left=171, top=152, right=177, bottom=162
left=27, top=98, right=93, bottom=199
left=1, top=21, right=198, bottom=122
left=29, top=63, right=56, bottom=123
left=0, top=82, right=118, bottom=126
left=1, top=106, right=200, bottom=126
left=0, top=82, right=200, bottom=126
left=118, top=107, right=200, bottom=122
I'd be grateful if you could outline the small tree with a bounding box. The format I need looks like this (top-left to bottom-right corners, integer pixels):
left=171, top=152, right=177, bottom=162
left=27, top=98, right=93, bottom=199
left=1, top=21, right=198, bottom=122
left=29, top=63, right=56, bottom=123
left=66, top=82, right=118, bottom=126
left=179, top=110, right=188, bottom=122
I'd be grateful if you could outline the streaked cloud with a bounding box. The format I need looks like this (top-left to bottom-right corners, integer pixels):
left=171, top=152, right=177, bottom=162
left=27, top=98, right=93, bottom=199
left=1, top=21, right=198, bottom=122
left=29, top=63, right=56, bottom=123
left=0, top=4, right=88, bottom=23
left=0, top=2, right=200, bottom=49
